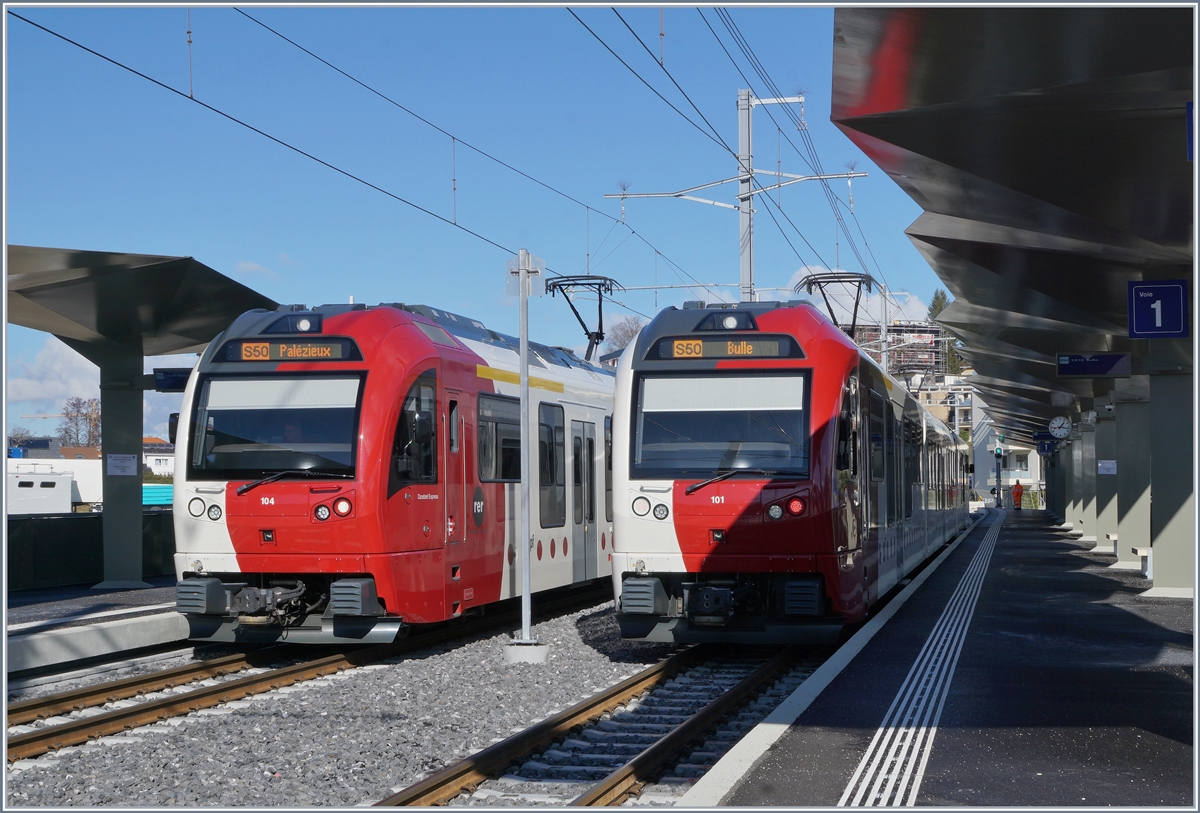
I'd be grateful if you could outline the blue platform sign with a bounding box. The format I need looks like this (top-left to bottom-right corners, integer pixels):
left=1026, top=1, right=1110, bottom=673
left=1128, top=280, right=1189, bottom=338
left=1037, top=441, right=1056, bottom=457
left=1056, top=353, right=1131, bottom=378
left=1032, top=431, right=1056, bottom=441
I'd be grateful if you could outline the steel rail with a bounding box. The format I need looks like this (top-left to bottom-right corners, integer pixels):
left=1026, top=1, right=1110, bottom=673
left=6, top=652, right=256, bottom=726
left=570, top=646, right=801, bottom=806
left=373, top=644, right=717, bottom=806
left=7, top=583, right=612, bottom=762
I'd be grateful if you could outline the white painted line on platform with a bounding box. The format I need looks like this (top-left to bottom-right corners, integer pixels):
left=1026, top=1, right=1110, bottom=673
left=7, top=602, right=177, bottom=633
left=679, top=510, right=990, bottom=807
left=839, top=511, right=1003, bottom=807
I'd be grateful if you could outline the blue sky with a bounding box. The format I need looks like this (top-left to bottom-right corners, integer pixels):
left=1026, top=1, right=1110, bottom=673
left=5, top=5, right=939, bottom=439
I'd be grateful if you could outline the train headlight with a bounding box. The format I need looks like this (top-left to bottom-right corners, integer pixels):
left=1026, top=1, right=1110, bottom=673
left=632, top=496, right=651, bottom=517
left=786, top=497, right=806, bottom=516
left=207, top=504, right=222, bottom=521
left=722, top=315, right=739, bottom=329
left=766, top=504, right=784, bottom=521
left=314, top=504, right=331, bottom=521
left=188, top=498, right=206, bottom=517
left=333, top=497, right=353, bottom=517
left=652, top=503, right=670, bottom=521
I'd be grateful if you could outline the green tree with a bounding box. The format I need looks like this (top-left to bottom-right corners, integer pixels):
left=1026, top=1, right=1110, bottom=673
left=946, top=341, right=963, bottom=375
left=928, top=288, right=951, bottom=321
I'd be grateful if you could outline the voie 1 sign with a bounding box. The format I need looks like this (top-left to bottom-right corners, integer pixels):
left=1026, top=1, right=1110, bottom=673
left=1128, top=280, right=1189, bottom=338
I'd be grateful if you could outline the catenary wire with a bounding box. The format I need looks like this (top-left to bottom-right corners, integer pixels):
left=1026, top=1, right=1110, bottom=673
left=703, top=9, right=910, bottom=317
left=8, top=10, right=677, bottom=324
left=586, top=8, right=832, bottom=280
left=236, top=7, right=720, bottom=301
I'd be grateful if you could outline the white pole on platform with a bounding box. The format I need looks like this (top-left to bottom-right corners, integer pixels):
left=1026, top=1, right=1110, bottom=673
left=505, top=249, right=549, bottom=664
left=518, top=250, right=533, bottom=643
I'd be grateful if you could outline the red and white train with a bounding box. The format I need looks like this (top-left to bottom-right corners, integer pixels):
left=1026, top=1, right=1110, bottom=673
left=610, top=300, right=970, bottom=644
left=172, top=302, right=614, bottom=643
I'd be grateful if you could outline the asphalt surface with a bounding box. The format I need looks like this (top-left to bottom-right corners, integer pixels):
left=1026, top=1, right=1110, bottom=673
left=723, top=510, right=1193, bottom=807
left=5, top=575, right=178, bottom=633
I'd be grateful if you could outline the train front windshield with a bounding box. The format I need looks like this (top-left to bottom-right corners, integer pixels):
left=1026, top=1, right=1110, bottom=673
left=189, top=376, right=364, bottom=479
left=632, top=373, right=810, bottom=478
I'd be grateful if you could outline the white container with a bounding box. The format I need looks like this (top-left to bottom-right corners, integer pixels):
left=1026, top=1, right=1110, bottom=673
left=6, top=464, right=73, bottom=514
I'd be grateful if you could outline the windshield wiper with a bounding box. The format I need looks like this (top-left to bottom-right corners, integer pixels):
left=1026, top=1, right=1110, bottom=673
left=236, top=469, right=353, bottom=496
left=684, top=468, right=804, bottom=496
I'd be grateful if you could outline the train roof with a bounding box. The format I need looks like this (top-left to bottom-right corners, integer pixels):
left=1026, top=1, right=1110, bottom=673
left=217, top=302, right=613, bottom=377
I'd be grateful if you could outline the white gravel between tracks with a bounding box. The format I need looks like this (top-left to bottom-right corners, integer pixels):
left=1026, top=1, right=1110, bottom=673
left=4, top=602, right=675, bottom=808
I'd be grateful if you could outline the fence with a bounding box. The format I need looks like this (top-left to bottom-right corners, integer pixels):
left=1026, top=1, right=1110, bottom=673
left=6, top=510, right=175, bottom=591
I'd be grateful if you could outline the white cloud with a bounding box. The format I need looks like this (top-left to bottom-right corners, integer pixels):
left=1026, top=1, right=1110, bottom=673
left=235, top=260, right=280, bottom=281
left=6, top=337, right=99, bottom=403
left=5, top=337, right=199, bottom=440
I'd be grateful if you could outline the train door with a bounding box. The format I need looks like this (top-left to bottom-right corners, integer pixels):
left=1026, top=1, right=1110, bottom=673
left=385, top=365, right=446, bottom=620
left=570, top=421, right=598, bottom=581
left=444, top=390, right=466, bottom=544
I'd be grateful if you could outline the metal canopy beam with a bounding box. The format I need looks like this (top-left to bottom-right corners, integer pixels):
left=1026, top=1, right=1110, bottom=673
left=7, top=245, right=276, bottom=588
left=830, top=7, right=1192, bottom=437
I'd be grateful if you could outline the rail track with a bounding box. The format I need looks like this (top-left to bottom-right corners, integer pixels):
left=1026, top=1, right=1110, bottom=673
left=5, top=582, right=612, bottom=763
left=373, top=644, right=826, bottom=807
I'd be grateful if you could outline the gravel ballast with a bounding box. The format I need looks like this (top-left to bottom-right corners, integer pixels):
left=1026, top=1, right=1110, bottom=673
left=5, top=603, right=675, bottom=807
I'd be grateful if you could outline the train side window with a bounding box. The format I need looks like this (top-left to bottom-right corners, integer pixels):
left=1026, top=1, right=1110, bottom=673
left=869, top=391, right=885, bottom=482
left=572, top=435, right=584, bottom=525
left=449, top=401, right=460, bottom=453
left=886, top=409, right=897, bottom=526
left=903, top=417, right=919, bottom=519
left=392, top=371, right=437, bottom=486
left=604, top=416, right=613, bottom=522
left=836, top=377, right=858, bottom=474
left=478, top=394, right=520, bottom=482
left=539, top=403, right=566, bottom=528
left=587, top=437, right=596, bottom=524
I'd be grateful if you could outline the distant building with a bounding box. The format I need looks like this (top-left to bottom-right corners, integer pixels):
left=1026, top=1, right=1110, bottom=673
left=60, top=446, right=102, bottom=460
left=8, top=436, right=62, bottom=459
left=143, top=437, right=175, bottom=477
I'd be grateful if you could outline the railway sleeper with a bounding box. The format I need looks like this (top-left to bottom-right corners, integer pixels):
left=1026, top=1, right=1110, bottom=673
left=578, top=728, right=659, bottom=746
left=516, top=761, right=614, bottom=781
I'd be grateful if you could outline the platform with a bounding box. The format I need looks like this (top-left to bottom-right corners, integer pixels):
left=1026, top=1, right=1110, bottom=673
left=5, top=575, right=188, bottom=675
left=685, top=509, right=1193, bottom=807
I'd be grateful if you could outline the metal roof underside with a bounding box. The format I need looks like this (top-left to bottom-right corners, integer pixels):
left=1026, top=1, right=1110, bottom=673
left=7, top=245, right=278, bottom=361
left=831, top=7, right=1193, bottom=443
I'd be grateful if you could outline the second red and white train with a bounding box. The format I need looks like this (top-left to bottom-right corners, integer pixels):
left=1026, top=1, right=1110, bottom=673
left=610, top=300, right=970, bottom=644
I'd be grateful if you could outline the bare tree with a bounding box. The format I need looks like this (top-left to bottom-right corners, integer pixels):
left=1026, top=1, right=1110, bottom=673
left=7, top=425, right=35, bottom=448
left=57, top=397, right=102, bottom=447
left=603, top=316, right=645, bottom=355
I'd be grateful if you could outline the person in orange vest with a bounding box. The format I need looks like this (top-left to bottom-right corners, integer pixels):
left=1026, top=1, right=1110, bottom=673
left=1012, top=480, right=1024, bottom=511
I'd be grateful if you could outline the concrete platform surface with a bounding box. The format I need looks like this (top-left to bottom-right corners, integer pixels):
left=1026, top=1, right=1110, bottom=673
left=6, top=574, right=177, bottom=634
left=6, top=612, right=190, bottom=674
left=6, top=575, right=187, bottom=674
left=685, top=509, right=1193, bottom=807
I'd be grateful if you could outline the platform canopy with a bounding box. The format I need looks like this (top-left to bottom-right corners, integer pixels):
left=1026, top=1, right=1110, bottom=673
left=7, top=245, right=277, bottom=362
left=6, top=244, right=276, bottom=588
left=830, top=7, right=1193, bottom=443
